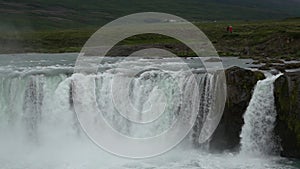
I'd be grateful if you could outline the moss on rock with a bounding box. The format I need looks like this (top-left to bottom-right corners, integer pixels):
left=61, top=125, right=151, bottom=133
left=274, top=72, right=300, bottom=158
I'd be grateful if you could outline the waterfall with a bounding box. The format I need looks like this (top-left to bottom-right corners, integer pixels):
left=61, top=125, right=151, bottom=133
left=192, top=72, right=226, bottom=148
left=0, top=74, right=78, bottom=142
left=0, top=69, right=224, bottom=150
left=240, top=73, right=282, bottom=156
left=1, top=51, right=298, bottom=168
left=0, top=62, right=295, bottom=169
left=0, top=66, right=281, bottom=155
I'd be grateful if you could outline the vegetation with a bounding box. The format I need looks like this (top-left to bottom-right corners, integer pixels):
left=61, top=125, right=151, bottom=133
left=1, top=0, right=299, bottom=31
left=1, top=18, right=299, bottom=61
left=274, top=74, right=300, bottom=158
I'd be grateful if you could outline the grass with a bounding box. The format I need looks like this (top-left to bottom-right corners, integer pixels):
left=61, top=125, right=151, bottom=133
left=0, top=18, right=299, bottom=60
left=0, top=0, right=299, bottom=31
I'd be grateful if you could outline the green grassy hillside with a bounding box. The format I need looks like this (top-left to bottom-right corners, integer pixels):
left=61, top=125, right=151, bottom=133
left=0, top=0, right=300, bottom=31
left=1, top=19, right=299, bottom=61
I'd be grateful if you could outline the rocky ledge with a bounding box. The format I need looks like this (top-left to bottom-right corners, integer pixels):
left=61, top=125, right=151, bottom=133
left=208, top=66, right=300, bottom=159
left=209, top=66, right=265, bottom=152
left=274, top=71, right=300, bottom=158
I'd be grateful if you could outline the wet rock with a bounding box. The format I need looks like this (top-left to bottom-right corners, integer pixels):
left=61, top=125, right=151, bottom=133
left=270, top=59, right=284, bottom=64
left=259, top=64, right=272, bottom=70
left=284, top=62, right=300, bottom=69
left=252, top=61, right=261, bottom=65
left=273, top=65, right=286, bottom=73
left=205, top=58, right=222, bottom=62
left=274, top=71, right=300, bottom=158
left=209, top=66, right=265, bottom=152
left=271, top=63, right=300, bottom=72
left=270, top=69, right=280, bottom=75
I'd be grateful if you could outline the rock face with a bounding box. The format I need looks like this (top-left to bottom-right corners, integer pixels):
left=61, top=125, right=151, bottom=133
left=209, top=66, right=265, bottom=151
left=192, top=66, right=300, bottom=158
left=274, top=71, right=300, bottom=158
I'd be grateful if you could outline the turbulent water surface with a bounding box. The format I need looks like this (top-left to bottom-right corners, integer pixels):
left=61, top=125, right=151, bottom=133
left=0, top=53, right=299, bottom=169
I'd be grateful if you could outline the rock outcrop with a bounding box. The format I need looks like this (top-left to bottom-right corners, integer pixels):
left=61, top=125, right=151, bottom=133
left=209, top=66, right=265, bottom=152
left=274, top=71, right=300, bottom=158
left=193, top=66, right=300, bottom=158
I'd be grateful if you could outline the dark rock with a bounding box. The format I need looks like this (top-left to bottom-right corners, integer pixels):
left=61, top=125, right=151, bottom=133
left=258, top=58, right=268, bottom=63
left=284, top=62, right=300, bottom=70
left=273, top=65, right=286, bottom=73
left=270, top=69, right=280, bottom=75
left=272, top=63, right=300, bottom=72
left=253, top=58, right=284, bottom=65
left=274, top=71, right=300, bottom=158
left=252, top=61, right=261, bottom=65
left=209, top=66, right=265, bottom=152
left=257, top=61, right=300, bottom=72
left=259, top=64, right=272, bottom=70
left=270, top=59, right=284, bottom=64
left=205, top=58, right=222, bottom=62
left=243, top=47, right=250, bottom=55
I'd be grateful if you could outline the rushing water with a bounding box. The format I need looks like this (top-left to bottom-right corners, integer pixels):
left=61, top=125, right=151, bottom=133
left=0, top=53, right=299, bottom=169
left=240, top=73, right=282, bottom=156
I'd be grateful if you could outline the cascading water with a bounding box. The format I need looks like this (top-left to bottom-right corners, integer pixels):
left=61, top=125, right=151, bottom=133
left=240, top=73, right=282, bottom=156
left=0, top=71, right=218, bottom=142
left=0, top=58, right=222, bottom=167
left=0, top=54, right=297, bottom=169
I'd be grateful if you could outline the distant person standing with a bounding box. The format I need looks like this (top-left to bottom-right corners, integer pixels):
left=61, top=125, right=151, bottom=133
left=226, top=25, right=233, bottom=33
left=229, top=25, right=233, bottom=33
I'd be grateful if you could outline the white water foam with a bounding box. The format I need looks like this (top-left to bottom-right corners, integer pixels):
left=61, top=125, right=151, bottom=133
left=0, top=61, right=296, bottom=169
left=240, top=73, right=282, bottom=156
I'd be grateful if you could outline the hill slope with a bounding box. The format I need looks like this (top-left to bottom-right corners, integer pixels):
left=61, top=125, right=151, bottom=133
left=0, top=0, right=300, bottom=30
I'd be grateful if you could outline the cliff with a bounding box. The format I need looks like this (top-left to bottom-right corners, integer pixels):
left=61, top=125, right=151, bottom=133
left=274, top=71, right=300, bottom=158
left=209, top=66, right=265, bottom=151
left=208, top=67, right=300, bottom=159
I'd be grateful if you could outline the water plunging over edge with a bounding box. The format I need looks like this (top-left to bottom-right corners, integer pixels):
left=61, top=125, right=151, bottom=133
left=240, top=73, right=282, bottom=156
